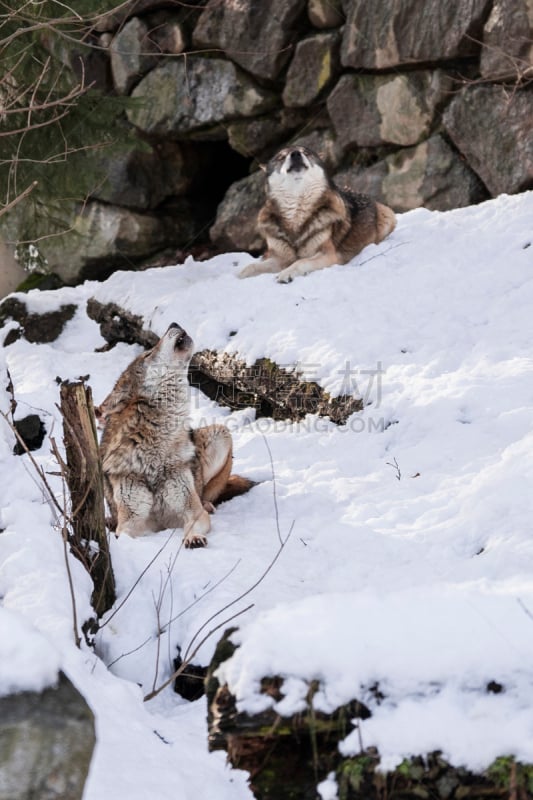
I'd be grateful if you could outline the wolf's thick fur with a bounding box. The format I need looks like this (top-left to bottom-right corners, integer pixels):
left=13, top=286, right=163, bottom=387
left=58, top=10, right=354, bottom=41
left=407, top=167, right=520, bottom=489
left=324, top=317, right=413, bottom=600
left=239, top=146, right=396, bottom=283
left=98, top=324, right=253, bottom=547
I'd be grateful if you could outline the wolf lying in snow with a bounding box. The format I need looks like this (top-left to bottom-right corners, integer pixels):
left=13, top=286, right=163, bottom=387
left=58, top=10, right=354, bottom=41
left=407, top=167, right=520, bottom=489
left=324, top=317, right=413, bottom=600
left=98, top=323, right=253, bottom=547
left=239, top=145, right=396, bottom=283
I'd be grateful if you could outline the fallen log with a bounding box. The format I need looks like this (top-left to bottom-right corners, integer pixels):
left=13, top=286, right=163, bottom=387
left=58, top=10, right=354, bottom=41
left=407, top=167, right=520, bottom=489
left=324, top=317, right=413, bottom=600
left=86, top=298, right=363, bottom=424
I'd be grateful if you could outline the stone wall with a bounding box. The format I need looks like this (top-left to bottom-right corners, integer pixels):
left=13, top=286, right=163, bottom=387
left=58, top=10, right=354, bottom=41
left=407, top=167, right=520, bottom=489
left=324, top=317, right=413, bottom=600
left=5, top=0, right=533, bottom=283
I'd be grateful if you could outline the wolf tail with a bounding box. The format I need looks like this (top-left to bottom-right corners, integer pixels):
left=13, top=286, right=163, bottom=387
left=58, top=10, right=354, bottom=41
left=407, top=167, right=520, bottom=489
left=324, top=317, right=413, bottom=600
left=216, top=474, right=257, bottom=505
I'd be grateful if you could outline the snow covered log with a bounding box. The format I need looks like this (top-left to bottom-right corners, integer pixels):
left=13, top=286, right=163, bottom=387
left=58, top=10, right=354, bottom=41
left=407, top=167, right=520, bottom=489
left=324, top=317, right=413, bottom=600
left=205, top=629, right=371, bottom=799
left=86, top=298, right=363, bottom=423
left=206, top=631, right=530, bottom=800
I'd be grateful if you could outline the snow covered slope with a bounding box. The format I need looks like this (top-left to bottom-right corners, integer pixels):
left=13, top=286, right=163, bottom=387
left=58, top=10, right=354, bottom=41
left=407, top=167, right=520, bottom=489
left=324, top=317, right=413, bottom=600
left=1, top=191, right=532, bottom=798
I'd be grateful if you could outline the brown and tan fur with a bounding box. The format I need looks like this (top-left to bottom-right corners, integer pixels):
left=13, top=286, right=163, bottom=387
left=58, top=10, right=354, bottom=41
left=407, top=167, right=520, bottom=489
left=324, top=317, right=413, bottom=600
left=98, top=323, right=253, bottom=547
left=239, top=146, right=396, bottom=283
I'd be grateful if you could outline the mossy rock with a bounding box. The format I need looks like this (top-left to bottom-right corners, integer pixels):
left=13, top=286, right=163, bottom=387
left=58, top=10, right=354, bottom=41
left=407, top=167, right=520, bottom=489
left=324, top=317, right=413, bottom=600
left=15, top=272, right=64, bottom=293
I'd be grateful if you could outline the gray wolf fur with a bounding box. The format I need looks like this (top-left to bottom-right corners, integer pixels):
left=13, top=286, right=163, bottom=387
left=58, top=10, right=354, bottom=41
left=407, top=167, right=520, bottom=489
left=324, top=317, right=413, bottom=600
left=98, top=323, right=253, bottom=547
left=239, top=146, right=396, bottom=283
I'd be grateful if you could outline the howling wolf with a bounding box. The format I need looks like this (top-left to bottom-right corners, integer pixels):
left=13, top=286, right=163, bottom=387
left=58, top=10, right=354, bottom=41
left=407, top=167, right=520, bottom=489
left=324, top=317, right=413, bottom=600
left=239, top=145, right=396, bottom=283
left=98, top=323, right=253, bottom=547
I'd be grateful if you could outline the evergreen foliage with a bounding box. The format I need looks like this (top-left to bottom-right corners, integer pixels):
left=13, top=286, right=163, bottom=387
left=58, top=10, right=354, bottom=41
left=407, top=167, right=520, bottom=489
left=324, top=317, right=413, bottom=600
left=0, top=1, right=137, bottom=249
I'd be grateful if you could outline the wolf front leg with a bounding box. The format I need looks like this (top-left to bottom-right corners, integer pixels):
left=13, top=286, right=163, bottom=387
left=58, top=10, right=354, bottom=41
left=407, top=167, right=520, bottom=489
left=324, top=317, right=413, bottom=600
left=114, top=476, right=155, bottom=537
left=161, top=472, right=212, bottom=548
left=276, top=242, right=339, bottom=283
left=239, top=237, right=295, bottom=278
left=182, top=503, right=211, bottom=548
left=239, top=255, right=286, bottom=279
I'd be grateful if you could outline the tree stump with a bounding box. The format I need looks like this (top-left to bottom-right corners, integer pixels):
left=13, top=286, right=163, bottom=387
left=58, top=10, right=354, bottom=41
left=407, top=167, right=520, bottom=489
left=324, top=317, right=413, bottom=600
left=60, top=381, right=115, bottom=617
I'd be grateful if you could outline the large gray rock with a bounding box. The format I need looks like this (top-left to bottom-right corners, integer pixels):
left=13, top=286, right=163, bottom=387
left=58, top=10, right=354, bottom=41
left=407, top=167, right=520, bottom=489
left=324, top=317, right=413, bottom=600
left=110, top=16, right=157, bottom=93
left=127, top=58, right=278, bottom=137
left=40, top=27, right=111, bottom=92
left=0, top=672, right=95, bottom=800
left=327, top=70, right=451, bottom=150
left=145, top=11, right=186, bottom=56
left=341, top=0, right=492, bottom=69
left=94, top=0, right=170, bottom=33
left=91, top=143, right=196, bottom=209
left=193, top=0, right=306, bottom=80
left=209, top=171, right=265, bottom=253
left=0, top=240, right=24, bottom=299
left=283, top=32, right=341, bottom=108
left=443, top=84, right=533, bottom=195
left=5, top=199, right=197, bottom=284
left=307, top=0, right=344, bottom=28
left=480, top=0, right=533, bottom=80
left=227, top=109, right=307, bottom=157
left=336, top=135, right=488, bottom=212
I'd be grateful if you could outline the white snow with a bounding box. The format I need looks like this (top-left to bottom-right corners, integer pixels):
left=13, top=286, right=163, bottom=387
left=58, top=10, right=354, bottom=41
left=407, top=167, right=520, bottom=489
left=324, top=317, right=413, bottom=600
left=0, top=191, right=533, bottom=797
left=0, top=606, right=60, bottom=697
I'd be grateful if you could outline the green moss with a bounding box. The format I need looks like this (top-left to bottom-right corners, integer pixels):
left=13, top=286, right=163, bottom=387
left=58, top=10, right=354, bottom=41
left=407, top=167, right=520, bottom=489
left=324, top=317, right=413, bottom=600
left=338, top=755, right=376, bottom=794
left=335, top=752, right=533, bottom=800
left=487, top=756, right=533, bottom=794
left=15, top=272, right=63, bottom=292
left=317, top=50, right=332, bottom=92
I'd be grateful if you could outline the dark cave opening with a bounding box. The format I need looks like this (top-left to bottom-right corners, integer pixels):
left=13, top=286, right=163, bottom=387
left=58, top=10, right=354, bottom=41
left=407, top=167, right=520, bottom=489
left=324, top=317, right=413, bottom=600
left=156, top=139, right=254, bottom=263
left=194, top=140, right=252, bottom=210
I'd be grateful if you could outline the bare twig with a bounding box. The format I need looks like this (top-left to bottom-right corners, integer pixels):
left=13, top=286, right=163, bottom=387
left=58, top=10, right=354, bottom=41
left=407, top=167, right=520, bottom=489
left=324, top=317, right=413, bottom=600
left=144, top=443, right=295, bottom=702
left=0, top=179, right=37, bottom=218
left=161, top=558, right=242, bottom=633
left=0, top=409, right=64, bottom=515
left=0, top=407, right=85, bottom=646
left=50, top=437, right=81, bottom=647
left=143, top=603, right=253, bottom=701
left=262, top=434, right=283, bottom=546
left=151, top=573, right=165, bottom=693
left=517, top=597, right=533, bottom=623
left=105, top=557, right=243, bottom=671
left=107, top=633, right=154, bottom=669
left=98, top=529, right=180, bottom=630
left=386, top=457, right=401, bottom=481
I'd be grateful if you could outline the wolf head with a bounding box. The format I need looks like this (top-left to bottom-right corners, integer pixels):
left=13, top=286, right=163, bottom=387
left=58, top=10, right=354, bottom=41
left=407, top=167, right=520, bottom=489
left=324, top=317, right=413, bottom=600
left=265, top=146, right=329, bottom=204
left=148, top=323, right=193, bottom=365
left=97, top=324, right=194, bottom=425
left=135, top=323, right=194, bottom=402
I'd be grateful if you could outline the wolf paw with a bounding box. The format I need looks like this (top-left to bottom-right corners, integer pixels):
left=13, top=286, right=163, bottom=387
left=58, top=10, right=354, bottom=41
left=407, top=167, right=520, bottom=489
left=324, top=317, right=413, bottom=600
left=203, top=500, right=216, bottom=514
left=238, top=263, right=258, bottom=279
left=276, top=269, right=295, bottom=284
left=183, top=532, right=208, bottom=548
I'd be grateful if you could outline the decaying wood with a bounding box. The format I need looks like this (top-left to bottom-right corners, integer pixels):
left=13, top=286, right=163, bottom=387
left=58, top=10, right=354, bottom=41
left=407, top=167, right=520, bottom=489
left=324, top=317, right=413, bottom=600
left=60, top=380, right=115, bottom=617
left=204, top=630, right=370, bottom=798
left=86, top=298, right=363, bottom=424
left=86, top=298, right=158, bottom=350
